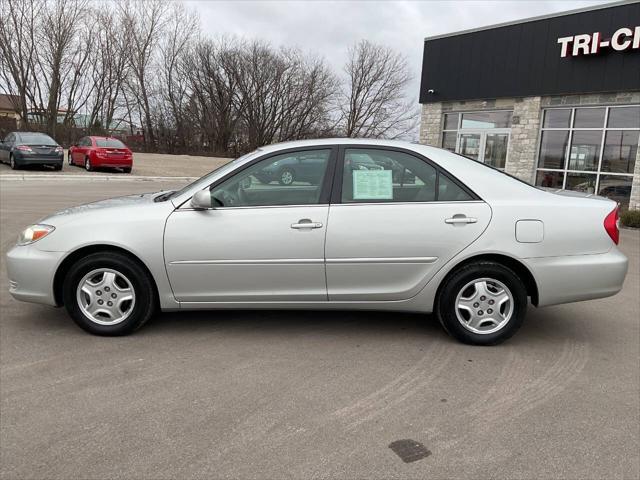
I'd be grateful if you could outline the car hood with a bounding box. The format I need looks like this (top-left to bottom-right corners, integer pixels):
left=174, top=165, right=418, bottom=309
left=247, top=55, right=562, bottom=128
left=40, top=191, right=167, bottom=225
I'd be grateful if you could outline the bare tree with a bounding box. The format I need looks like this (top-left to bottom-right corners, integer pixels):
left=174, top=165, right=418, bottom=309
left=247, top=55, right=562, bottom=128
left=120, top=0, right=170, bottom=149
left=157, top=3, right=198, bottom=152
left=0, top=0, right=44, bottom=127
left=230, top=41, right=337, bottom=150
left=34, top=0, right=89, bottom=136
left=339, top=40, right=417, bottom=139
left=183, top=37, right=243, bottom=154
left=83, top=7, right=130, bottom=134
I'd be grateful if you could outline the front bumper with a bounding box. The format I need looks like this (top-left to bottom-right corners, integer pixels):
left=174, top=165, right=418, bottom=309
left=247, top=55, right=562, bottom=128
left=6, top=244, right=64, bottom=306
left=526, top=247, right=628, bottom=307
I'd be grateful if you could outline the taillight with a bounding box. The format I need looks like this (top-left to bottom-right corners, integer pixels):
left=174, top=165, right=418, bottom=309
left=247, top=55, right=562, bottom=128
left=16, top=145, right=33, bottom=152
left=603, top=206, right=619, bottom=245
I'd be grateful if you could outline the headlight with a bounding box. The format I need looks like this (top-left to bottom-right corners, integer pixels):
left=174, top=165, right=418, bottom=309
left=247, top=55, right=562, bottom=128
left=17, top=224, right=55, bottom=246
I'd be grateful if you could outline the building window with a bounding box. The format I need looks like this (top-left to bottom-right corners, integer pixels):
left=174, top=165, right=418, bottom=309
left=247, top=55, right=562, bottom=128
left=441, top=110, right=512, bottom=169
left=441, top=113, right=459, bottom=152
left=536, top=106, right=639, bottom=210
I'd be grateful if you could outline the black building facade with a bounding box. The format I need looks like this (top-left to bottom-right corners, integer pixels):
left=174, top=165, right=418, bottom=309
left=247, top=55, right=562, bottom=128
left=419, top=1, right=640, bottom=210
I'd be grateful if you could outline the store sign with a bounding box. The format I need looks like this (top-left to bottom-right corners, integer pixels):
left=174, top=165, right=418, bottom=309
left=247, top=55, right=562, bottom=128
left=557, top=26, right=640, bottom=57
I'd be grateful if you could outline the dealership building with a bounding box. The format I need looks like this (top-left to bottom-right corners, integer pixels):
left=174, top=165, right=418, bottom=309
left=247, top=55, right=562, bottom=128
left=419, top=1, right=640, bottom=210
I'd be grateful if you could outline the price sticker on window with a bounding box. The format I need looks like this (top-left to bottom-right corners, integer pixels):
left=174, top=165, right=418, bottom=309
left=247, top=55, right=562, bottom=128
left=353, top=170, right=393, bottom=200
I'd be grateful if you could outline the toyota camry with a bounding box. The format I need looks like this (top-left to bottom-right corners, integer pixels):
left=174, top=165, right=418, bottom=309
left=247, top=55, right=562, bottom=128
left=5, top=139, right=628, bottom=345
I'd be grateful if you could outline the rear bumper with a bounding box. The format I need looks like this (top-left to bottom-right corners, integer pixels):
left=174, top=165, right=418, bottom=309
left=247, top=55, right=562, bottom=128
left=93, top=157, right=132, bottom=168
left=526, top=248, right=628, bottom=307
left=16, top=154, right=63, bottom=165
left=6, top=244, right=63, bottom=306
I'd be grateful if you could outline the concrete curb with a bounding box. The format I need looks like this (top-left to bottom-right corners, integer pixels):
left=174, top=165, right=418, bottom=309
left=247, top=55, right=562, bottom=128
left=0, top=174, right=197, bottom=182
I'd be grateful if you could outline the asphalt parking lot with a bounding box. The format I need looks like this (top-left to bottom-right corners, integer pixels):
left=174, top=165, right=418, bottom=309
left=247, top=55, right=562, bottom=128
left=0, top=151, right=229, bottom=178
left=1, top=178, right=639, bottom=480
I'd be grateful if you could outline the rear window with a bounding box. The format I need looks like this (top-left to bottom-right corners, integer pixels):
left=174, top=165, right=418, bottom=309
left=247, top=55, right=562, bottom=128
left=96, top=139, right=126, bottom=148
left=18, top=133, right=56, bottom=145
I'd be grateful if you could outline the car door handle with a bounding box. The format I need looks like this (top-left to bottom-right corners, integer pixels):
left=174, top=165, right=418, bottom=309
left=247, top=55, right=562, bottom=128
left=445, top=216, right=477, bottom=224
left=291, top=220, right=323, bottom=229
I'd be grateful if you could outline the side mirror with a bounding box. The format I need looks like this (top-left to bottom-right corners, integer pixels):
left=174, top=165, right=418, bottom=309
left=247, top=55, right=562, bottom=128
left=191, top=189, right=213, bottom=210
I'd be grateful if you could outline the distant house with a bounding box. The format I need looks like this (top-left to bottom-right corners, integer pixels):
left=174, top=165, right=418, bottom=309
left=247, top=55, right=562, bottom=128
left=0, top=94, right=20, bottom=121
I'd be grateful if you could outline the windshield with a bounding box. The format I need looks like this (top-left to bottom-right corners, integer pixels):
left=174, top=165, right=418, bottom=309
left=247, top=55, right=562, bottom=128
left=18, top=133, right=57, bottom=145
left=156, top=150, right=262, bottom=202
left=96, top=138, right=126, bottom=148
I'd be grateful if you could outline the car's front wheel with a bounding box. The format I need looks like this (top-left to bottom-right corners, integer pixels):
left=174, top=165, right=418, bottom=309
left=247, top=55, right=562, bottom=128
left=436, top=261, right=527, bottom=345
left=62, top=252, right=157, bottom=335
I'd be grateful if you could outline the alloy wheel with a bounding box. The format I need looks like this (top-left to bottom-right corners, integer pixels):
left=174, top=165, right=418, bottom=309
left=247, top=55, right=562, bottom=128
left=454, top=277, right=514, bottom=334
left=76, top=268, right=136, bottom=325
left=280, top=170, right=294, bottom=185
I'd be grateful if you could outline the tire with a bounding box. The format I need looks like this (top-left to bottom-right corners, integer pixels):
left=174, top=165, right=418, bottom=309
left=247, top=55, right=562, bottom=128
left=122, top=167, right=132, bottom=174
left=436, top=261, right=527, bottom=346
left=85, top=156, right=92, bottom=171
left=54, top=164, right=62, bottom=171
left=278, top=168, right=295, bottom=186
left=9, top=154, right=18, bottom=170
left=62, top=251, right=157, bottom=336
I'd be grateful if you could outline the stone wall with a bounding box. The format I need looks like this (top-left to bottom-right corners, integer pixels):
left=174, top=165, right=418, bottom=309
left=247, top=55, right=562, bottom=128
left=504, top=97, right=542, bottom=183
left=419, top=103, right=442, bottom=146
left=418, top=92, right=640, bottom=210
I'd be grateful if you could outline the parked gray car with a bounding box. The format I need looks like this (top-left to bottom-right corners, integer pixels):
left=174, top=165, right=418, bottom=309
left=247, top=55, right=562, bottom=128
left=5, top=139, right=628, bottom=345
left=0, top=131, right=64, bottom=170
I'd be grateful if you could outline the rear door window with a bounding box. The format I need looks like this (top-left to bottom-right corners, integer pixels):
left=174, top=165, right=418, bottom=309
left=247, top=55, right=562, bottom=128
left=339, top=148, right=475, bottom=203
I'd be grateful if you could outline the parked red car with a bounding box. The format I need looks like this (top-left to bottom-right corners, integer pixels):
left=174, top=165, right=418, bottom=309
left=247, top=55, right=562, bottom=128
left=68, top=136, right=133, bottom=173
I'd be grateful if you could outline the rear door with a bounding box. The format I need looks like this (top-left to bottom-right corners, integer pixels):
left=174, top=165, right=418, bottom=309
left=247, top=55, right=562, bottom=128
left=325, top=147, right=492, bottom=301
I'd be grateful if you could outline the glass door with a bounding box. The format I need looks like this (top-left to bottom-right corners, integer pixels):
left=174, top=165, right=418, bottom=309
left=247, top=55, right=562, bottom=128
left=458, top=133, right=481, bottom=161
left=484, top=133, right=509, bottom=169
left=457, top=131, right=510, bottom=168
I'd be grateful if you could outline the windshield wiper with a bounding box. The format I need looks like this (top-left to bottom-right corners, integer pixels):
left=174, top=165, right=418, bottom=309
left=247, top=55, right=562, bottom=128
left=154, top=191, right=175, bottom=202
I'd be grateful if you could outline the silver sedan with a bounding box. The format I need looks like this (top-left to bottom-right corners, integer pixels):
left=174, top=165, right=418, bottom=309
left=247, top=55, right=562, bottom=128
left=5, top=139, right=628, bottom=345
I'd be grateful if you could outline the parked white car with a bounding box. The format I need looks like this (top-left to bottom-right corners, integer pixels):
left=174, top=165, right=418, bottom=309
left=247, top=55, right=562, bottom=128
left=6, top=139, right=628, bottom=345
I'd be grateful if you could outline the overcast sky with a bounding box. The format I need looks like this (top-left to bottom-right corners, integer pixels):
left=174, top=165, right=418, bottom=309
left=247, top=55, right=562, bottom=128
left=185, top=0, right=612, bottom=101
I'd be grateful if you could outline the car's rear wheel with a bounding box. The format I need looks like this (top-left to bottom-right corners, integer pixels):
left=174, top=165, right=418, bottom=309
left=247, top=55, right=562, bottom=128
left=9, top=154, right=18, bottom=170
left=62, top=252, right=157, bottom=335
left=85, top=156, right=92, bottom=171
left=436, top=261, right=527, bottom=345
left=122, top=167, right=131, bottom=174
left=278, top=168, right=295, bottom=186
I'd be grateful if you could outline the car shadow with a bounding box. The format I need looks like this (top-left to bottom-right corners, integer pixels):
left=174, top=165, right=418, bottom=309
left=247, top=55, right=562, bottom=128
left=12, top=302, right=588, bottom=347
left=148, top=308, right=446, bottom=339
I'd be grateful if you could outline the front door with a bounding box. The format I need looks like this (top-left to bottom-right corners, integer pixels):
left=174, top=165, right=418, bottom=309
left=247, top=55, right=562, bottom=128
left=325, top=147, right=491, bottom=301
left=164, top=148, right=335, bottom=303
